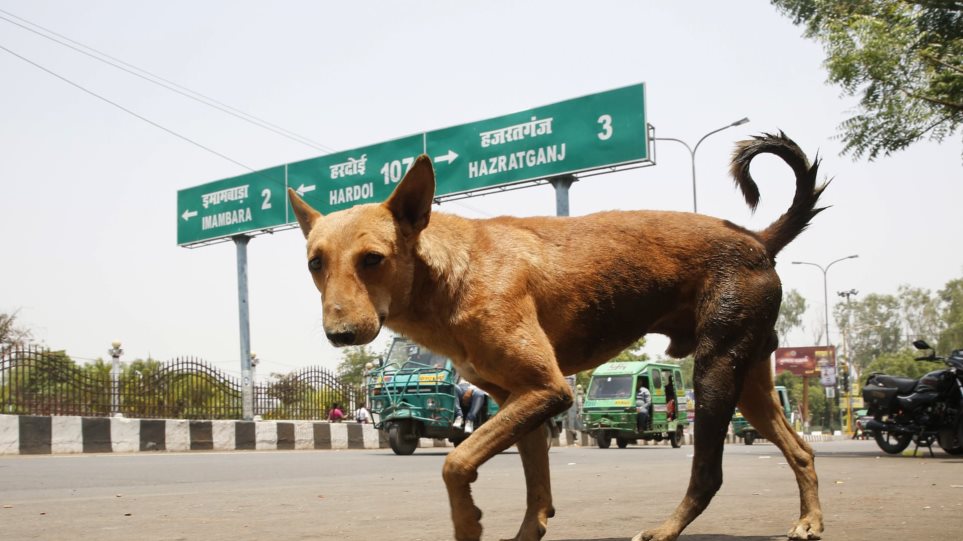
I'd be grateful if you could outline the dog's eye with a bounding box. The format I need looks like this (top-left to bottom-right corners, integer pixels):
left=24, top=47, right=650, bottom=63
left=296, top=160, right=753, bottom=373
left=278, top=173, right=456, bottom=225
left=362, top=253, right=384, bottom=268
left=308, top=257, right=323, bottom=271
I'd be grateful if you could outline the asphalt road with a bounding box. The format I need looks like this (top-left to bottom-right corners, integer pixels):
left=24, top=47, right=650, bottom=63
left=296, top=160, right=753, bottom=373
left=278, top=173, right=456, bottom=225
left=1, top=439, right=961, bottom=541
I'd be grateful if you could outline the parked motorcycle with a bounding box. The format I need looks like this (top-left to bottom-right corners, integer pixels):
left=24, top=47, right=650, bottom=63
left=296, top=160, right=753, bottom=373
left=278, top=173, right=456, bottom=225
left=861, top=340, right=963, bottom=456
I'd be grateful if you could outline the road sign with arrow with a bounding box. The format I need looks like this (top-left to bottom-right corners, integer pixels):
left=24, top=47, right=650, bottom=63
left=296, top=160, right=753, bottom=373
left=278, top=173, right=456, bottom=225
left=177, top=84, right=648, bottom=246
left=176, top=166, right=287, bottom=246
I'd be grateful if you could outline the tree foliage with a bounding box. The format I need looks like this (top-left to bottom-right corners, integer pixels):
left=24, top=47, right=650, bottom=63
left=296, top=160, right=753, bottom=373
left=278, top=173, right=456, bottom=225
left=863, top=349, right=943, bottom=382
left=776, top=288, right=808, bottom=346
left=771, top=0, right=963, bottom=159
left=775, top=371, right=837, bottom=429
left=610, top=338, right=650, bottom=363
left=0, top=311, right=32, bottom=349
left=833, top=292, right=903, bottom=369
left=897, top=284, right=944, bottom=341
left=337, top=344, right=379, bottom=388
left=938, top=277, right=963, bottom=351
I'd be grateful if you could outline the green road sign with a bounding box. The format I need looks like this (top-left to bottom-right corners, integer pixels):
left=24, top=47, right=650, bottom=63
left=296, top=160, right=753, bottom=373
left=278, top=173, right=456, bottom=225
left=177, top=166, right=287, bottom=245
left=426, top=83, right=647, bottom=195
left=177, top=84, right=648, bottom=246
left=288, top=134, right=424, bottom=216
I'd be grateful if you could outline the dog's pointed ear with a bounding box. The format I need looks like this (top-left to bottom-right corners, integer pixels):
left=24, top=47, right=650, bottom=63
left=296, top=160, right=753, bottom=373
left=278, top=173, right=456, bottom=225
left=288, top=188, right=322, bottom=238
left=385, top=154, right=435, bottom=236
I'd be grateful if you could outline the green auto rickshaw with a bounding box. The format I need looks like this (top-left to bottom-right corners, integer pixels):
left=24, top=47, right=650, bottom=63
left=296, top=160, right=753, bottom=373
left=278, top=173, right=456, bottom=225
left=366, top=336, right=497, bottom=455
left=580, top=361, right=689, bottom=448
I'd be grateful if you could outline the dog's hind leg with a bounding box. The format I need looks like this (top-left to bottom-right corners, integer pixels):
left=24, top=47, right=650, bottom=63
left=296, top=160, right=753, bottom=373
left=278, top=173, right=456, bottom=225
left=737, top=349, right=823, bottom=540
left=634, top=344, right=743, bottom=541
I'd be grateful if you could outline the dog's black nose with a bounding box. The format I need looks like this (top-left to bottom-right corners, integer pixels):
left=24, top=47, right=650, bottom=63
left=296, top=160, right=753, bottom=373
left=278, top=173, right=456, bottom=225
left=326, top=331, right=356, bottom=346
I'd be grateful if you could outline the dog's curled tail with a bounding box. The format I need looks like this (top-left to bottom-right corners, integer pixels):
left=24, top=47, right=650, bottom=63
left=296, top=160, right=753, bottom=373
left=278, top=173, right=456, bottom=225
left=729, top=131, right=829, bottom=257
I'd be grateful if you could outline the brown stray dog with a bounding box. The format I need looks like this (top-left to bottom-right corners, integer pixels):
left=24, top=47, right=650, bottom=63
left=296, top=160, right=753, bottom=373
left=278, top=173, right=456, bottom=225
left=289, top=132, right=826, bottom=541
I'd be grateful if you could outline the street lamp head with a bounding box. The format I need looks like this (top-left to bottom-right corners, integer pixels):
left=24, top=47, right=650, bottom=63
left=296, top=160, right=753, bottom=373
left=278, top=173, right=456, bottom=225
left=846, top=254, right=859, bottom=260
left=731, top=117, right=750, bottom=127
left=111, top=339, right=122, bottom=349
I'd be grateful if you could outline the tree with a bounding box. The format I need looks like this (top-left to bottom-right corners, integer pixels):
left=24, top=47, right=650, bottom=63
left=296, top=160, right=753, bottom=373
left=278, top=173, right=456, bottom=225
left=775, top=371, right=820, bottom=425
left=771, top=0, right=963, bottom=159
left=833, top=293, right=903, bottom=370
left=776, top=289, right=808, bottom=346
left=337, top=345, right=379, bottom=387
left=0, top=310, right=32, bottom=349
left=897, top=284, right=945, bottom=342
left=938, top=277, right=963, bottom=352
left=610, top=338, right=650, bottom=363
left=864, top=350, right=942, bottom=381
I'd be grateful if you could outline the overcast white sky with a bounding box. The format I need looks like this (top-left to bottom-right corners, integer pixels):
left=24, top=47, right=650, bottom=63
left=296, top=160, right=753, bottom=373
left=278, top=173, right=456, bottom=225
left=1, top=1, right=960, bottom=378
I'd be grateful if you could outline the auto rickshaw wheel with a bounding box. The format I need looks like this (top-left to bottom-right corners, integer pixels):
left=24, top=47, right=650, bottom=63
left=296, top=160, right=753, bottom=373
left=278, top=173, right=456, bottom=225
left=670, top=425, right=684, bottom=448
left=743, top=431, right=756, bottom=445
left=616, top=437, right=630, bottom=449
left=388, top=422, right=418, bottom=455
left=596, top=432, right=611, bottom=449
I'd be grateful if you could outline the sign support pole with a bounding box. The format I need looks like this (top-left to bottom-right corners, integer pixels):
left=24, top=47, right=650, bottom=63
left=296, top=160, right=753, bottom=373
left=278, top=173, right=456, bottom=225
left=549, top=175, right=575, bottom=217
left=550, top=174, right=576, bottom=437
left=234, top=235, right=254, bottom=420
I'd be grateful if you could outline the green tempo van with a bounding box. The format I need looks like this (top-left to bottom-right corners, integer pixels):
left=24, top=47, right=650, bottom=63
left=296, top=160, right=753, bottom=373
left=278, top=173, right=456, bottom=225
left=580, top=361, right=689, bottom=448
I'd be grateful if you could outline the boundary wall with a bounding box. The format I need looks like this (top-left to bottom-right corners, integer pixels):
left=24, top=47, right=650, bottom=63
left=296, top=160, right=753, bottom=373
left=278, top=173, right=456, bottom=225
left=0, top=415, right=836, bottom=455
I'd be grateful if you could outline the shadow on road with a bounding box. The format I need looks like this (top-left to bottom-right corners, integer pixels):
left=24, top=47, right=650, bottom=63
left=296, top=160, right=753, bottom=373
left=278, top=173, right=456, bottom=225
left=561, top=533, right=786, bottom=541
left=814, top=450, right=963, bottom=461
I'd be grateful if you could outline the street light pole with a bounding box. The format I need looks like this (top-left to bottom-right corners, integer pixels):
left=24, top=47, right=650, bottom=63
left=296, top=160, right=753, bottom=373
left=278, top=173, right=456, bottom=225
left=837, top=289, right=858, bottom=434
left=108, top=340, right=123, bottom=418
left=792, top=254, right=859, bottom=432
left=654, top=117, right=749, bottom=213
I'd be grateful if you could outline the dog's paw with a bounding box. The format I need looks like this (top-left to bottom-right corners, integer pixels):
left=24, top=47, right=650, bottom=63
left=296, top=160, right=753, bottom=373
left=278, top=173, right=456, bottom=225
left=788, top=519, right=823, bottom=540
left=632, top=527, right=679, bottom=541
left=453, top=505, right=483, bottom=541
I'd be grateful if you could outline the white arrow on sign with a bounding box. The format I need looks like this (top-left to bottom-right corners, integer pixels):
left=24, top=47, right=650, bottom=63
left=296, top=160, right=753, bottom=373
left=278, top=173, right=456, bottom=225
left=182, top=209, right=198, bottom=221
left=434, top=149, right=459, bottom=164
left=296, top=184, right=316, bottom=196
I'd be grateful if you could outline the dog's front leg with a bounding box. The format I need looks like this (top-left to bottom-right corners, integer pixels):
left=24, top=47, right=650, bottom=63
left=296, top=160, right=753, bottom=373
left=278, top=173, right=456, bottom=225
left=504, top=423, right=555, bottom=541
left=442, top=384, right=571, bottom=541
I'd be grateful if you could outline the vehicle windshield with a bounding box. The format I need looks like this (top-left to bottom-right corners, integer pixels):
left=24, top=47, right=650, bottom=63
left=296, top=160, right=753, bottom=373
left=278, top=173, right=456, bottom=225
left=587, top=375, right=634, bottom=399
left=385, top=340, right=449, bottom=370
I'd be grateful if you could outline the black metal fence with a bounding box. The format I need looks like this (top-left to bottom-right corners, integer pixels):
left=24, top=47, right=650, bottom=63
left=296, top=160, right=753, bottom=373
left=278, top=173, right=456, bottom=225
left=0, top=346, right=361, bottom=420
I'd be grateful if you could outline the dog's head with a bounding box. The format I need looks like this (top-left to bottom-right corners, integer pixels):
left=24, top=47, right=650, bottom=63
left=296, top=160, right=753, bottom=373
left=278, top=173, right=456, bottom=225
left=288, top=155, right=435, bottom=347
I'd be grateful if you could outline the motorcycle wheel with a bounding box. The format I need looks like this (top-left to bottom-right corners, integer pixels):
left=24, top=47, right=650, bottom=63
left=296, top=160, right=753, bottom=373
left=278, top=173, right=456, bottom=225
left=873, top=416, right=912, bottom=454
left=938, top=428, right=963, bottom=455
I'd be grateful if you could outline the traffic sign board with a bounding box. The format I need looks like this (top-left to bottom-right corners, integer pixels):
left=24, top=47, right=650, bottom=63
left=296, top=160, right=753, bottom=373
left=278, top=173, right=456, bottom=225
left=177, top=166, right=287, bottom=246
left=287, top=134, right=424, bottom=216
left=426, top=83, right=648, bottom=195
left=177, top=83, right=649, bottom=246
